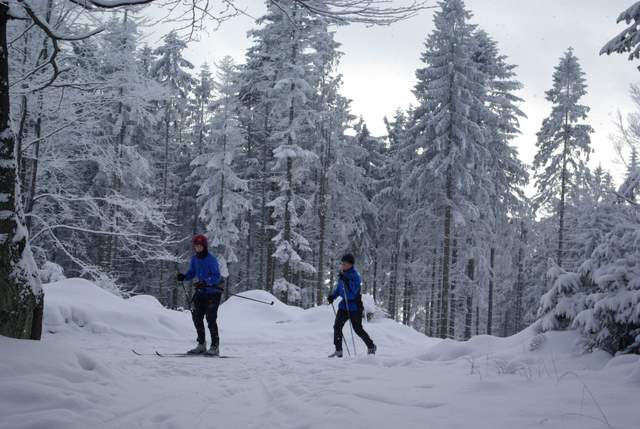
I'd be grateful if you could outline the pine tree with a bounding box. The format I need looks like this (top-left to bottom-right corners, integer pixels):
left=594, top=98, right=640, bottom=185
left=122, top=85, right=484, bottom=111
left=375, top=112, right=408, bottom=320
left=601, top=3, right=640, bottom=63
left=150, top=30, right=195, bottom=301
left=412, top=0, right=493, bottom=338
left=472, top=29, right=528, bottom=335
left=187, top=63, right=214, bottom=235
left=193, top=57, right=251, bottom=278
left=533, top=48, right=593, bottom=269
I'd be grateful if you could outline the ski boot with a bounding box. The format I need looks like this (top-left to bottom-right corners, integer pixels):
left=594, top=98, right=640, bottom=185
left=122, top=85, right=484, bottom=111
left=187, top=343, right=206, bottom=355
left=367, top=344, right=377, bottom=355
left=205, top=345, right=219, bottom=356
left=328, top=350, right=343, bottom=358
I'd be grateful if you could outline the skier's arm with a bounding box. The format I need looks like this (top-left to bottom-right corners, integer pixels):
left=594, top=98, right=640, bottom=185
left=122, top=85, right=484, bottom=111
left=329, top=278, right=344, bottom=301
left=183, top=257, right=196, bottom=281
left=204, top=256, right=221, bottom=286
left=350, top=274, right=362, bottom=300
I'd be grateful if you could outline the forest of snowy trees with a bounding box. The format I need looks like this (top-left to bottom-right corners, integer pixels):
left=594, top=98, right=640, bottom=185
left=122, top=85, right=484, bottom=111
left=1, top=0, right=639, bottom=355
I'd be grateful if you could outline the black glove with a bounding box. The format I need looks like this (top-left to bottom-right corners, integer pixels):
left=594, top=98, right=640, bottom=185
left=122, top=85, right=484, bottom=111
left=194, top=281, right=206, bottom=289
left=177, top=273, right=185, bottom=281
left=328, top=295, right=334, bottom=304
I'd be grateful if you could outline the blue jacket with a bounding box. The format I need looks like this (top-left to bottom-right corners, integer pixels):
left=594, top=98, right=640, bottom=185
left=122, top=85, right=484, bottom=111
left=330, top=267, right=362, bottom=311
left=184, top=251, right=222, bottom=295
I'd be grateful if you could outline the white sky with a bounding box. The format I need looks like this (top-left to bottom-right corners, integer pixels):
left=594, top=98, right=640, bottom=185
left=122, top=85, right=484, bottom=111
left=147, top=0, right=639, bottom=183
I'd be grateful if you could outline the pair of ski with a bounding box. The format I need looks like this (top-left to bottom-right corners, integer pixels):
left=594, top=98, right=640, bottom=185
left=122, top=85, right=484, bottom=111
left=132, top=349, right=234, bottom=359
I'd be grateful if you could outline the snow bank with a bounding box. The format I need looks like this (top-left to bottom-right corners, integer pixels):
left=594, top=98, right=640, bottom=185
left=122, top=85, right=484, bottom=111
left=43, top=278, right=191, bottom=340
left=0, top=336, right=111, bottom=429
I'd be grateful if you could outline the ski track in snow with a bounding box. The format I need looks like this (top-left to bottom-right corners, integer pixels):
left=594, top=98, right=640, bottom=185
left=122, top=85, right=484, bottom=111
left=1, top=278, right=639, bottom=429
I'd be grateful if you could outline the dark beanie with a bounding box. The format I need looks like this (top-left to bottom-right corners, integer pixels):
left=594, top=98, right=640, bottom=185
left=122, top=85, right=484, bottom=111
left=341, top=253, right=355, bottom=265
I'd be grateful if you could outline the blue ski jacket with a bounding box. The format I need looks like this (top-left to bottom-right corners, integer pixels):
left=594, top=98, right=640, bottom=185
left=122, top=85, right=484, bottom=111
left=184, top=251, right=222, bottom=295
left=329, top=267, right=362, bottom=312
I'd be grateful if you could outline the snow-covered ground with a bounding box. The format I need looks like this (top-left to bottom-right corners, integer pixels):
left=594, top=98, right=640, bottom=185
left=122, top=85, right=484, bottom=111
left=1, top=279, right=639, bottom=429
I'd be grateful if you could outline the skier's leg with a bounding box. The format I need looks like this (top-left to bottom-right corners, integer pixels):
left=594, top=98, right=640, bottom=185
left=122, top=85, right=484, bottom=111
left=350, top=310, right=375, bottom=349
left=204, top=294, right=221, bottom=348
left=333, top=309, right=349, bottom=351
left=191, top=296, right=206, bottom=345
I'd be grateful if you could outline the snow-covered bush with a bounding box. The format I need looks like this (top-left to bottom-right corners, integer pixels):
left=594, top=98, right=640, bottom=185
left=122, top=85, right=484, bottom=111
left=538, top=218, right=640, bottom=354
left=39, top=261, right=66, bottom=284
left=537, top=263, right=586, bottom=331
left=573, top=222, right=640, bottom=354
left=361, top=293, right=388, bottom=322
left=273, top=278, right=301, bottom=306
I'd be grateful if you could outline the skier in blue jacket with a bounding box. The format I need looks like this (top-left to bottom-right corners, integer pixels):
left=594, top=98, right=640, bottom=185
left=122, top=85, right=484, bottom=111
left=328, top=254, right=376, bottom=357
left=177, top=234, right=222, bottom=355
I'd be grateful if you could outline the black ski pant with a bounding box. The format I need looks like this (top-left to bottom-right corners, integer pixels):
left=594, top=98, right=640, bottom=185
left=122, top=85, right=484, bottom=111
left=333, top=309, right=374, bottom=351
left=192, top=293, right=221, bottom=347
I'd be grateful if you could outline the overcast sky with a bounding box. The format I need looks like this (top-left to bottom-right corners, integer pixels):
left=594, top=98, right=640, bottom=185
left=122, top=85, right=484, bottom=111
left=150, top=0, right=639, bottom=183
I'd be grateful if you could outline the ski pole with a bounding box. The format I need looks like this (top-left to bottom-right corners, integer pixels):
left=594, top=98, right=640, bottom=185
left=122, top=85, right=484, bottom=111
left=230, top=293, right=274, bottom=306
left=178, top=280, right=193, bottom=310
left=331, top=302, right=351, bottom=357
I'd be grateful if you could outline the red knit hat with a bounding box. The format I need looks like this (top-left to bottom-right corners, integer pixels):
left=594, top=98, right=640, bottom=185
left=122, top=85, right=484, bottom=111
left=192, top=234, right=208, bottom=248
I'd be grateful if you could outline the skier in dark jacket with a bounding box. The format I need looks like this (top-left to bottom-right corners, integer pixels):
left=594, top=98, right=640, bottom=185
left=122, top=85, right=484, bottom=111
left=328, top=254, right=376, bottom=357
left=177, top=234, right=222, bottom=355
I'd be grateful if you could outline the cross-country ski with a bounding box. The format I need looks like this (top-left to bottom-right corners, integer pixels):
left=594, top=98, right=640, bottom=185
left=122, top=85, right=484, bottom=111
left=130, top=350, right=235, bottom=358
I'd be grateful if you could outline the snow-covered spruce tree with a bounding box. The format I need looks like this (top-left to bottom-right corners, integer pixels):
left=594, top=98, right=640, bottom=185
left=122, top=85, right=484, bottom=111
left=537, top=263, right=586, bottom=331
left=345, top=118, right=387, bottom=306
left=613, top=84, right=640, bottom=204
left=535, top=165, right=631, bottom=345
left=150, top=30, right=195, bottom=300
left=411, top=0, right=494, bottom=339
left=241, top=8, right=285, bottom=293
left=533, top=48, right=593, bottom=270
left=270, top=4, right=319, bottom=304
left=351, top=119, right=384, bottom=273
left=375, top=112, right=409, bottom=321
left=186, top=63, right=214, bottom=236
left=573, top=213, right=640, bottom=354
left=192, top=56, right=251, bottom=280
left=470, top=29, right=528, bottom=336
left=623, top=146, right=640, bottom=202
left=246, top=2, right=321, bottom=304
left=601, top=2, right=640, bottom=64
left=562, top=167, right=618, bottom=270
left=302, top=16, right=350, bottom=306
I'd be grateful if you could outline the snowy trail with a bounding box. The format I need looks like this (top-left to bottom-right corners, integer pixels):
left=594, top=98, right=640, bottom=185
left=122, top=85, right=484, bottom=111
left=1, top=279, right=639, bottom=429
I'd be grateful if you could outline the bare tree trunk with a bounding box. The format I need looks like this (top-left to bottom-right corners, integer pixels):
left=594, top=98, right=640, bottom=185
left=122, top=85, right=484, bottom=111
left=427, top=248, right=436, bottom=336
left=402, top=249, right=412, bottom=325
left=282, top=7, right=299, bottom=287
left=514, top=221, right=526, bottom=332
left=0, top=6, right=43, bottom=339
left=448, top=236, right=457, bottom=339
left=558, top=116, right=569, bottom=268
left=158, top=106, right=171, bottom=302
left=388, top=229, right=400, bottom=320
left=372, top=239, right=379, bottom=302
left=245, top=208, right=253, bottom=289
left=464, top=258, right=474, bottom=340
left=487, top=247, right=495, bottom=335
left=475, top=298, right=480, bottom=335
left=439, top=170, right=453, bottom=339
